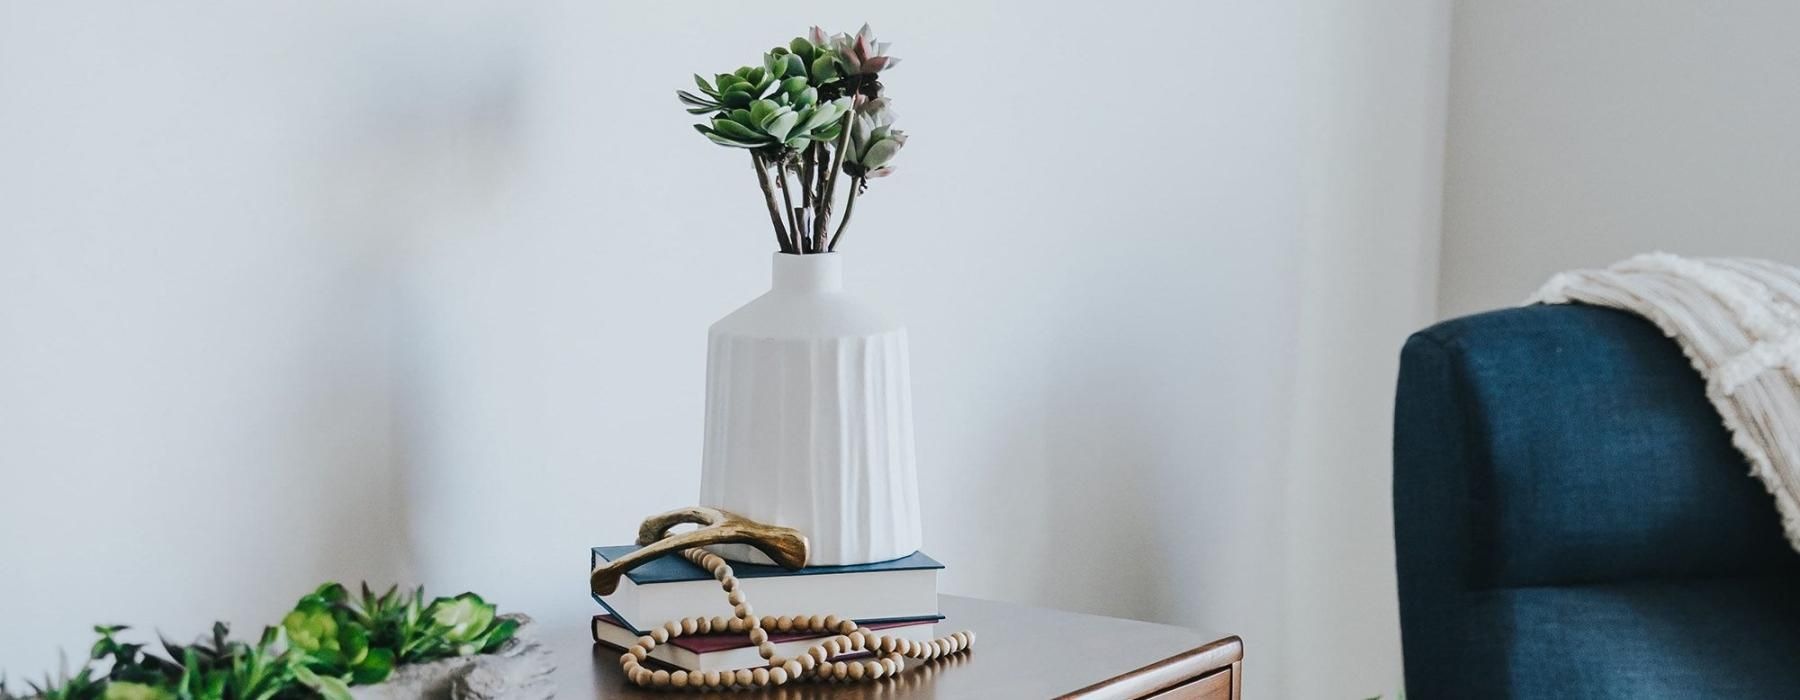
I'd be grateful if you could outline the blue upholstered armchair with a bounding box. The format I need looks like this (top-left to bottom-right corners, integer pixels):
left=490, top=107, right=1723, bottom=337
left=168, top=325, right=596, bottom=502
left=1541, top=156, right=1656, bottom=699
left=1393, top=304, right=1800, bottom=697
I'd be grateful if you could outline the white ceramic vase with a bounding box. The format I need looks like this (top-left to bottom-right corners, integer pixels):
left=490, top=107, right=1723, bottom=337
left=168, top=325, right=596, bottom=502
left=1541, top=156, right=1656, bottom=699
left=698, top=252, right=922, bottom=566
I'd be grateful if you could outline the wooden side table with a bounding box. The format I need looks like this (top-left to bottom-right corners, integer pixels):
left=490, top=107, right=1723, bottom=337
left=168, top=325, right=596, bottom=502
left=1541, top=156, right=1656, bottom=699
left=554, top=594, right=1243, bottom=698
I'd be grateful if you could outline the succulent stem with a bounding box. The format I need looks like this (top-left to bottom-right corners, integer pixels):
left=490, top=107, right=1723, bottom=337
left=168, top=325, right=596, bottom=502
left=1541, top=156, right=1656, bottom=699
left=751, top=151, right=795, bottom=253
left=827, top=177, right=863, bottom=252
left=800, top=143, right=817, bottom=209
left=815, top=109, right=857, bottom=244
left=775, top=159, right=802, bottom=250
left=812, top=142, right=831, bottom=234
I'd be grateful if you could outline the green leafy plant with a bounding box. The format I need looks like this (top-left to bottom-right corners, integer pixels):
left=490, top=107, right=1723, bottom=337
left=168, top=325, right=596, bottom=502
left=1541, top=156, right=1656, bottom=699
left=21, top=653, right=102, bottom=700
left=282, top=587, right=394, bottom=686
left=677, top=23, right=909, bottom=254
left=308, top=584, right=517, bottom=665
left=2, top=583, right=519, bottom=700
left=159, top=626, right=295, bottom=700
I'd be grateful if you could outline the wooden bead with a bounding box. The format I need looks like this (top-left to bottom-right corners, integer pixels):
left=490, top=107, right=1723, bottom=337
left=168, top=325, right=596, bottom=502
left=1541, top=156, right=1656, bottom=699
left=608, top=527, right=979, bottom=685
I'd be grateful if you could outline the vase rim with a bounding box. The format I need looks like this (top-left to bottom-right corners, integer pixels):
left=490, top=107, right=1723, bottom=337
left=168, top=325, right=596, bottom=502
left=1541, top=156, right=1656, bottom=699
left=771, top=251, right=844, bottom=291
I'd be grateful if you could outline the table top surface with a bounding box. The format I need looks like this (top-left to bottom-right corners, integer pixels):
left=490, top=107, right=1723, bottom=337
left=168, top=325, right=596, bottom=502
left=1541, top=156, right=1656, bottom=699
left=548, top=594, right=1239, bottom=699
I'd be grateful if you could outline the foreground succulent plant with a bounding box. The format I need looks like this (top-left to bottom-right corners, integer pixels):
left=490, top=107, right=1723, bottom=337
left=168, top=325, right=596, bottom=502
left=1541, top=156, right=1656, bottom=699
left=429, top=593, right=521, bottom=658
left=676, top=24, right=910, bottom=254
left=283, top=587, right=395, bottom=686
left=6, top=583, right=520, bottom=700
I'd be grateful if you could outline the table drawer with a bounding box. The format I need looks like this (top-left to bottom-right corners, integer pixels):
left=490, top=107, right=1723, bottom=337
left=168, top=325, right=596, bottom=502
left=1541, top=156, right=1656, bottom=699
left=1147, top=667, right=1233, bottom=700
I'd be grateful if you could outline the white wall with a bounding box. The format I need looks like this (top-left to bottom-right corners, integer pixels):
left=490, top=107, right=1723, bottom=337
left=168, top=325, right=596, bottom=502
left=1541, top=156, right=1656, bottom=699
left=1, top=2, right=1447, bottom=696
left=0, top=0, right=519, bottom=673
left=1440, top=0, right=1800, bottom=317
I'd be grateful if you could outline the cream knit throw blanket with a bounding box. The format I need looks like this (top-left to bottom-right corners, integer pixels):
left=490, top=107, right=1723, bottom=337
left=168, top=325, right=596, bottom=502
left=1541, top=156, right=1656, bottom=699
left=1530, top=253, right=1800, bottom=550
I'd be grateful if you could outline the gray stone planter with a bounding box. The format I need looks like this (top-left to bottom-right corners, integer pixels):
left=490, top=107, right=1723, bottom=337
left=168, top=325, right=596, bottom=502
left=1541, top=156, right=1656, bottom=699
left=349, top=615, right=554, bottom=700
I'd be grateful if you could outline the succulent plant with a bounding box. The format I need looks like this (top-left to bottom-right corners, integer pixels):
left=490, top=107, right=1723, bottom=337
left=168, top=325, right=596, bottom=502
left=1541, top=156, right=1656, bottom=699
left=3, top=582, right=520, bottom=700
left=22, top=656, right=102, bottom=700
left=696, top=94, right=851, bottom=152
left=843, top=98, right=906, bottom=179
left=677, top=66, right=774, bottom=116
left=95, top=683, right=168, bottom=700
left=826, top=24, right=901, bottom=76
left=161, top=626, right=297, bottom=700
left=428, top=593, right=520, bottom=657
left=282, top=587, right=395, bottom=686
left=675, top=24, right=909, bottom=254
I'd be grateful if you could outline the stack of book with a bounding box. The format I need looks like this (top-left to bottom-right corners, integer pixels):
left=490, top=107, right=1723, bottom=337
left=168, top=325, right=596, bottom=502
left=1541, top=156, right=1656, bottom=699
left=590, top=545, right=943, bottom=673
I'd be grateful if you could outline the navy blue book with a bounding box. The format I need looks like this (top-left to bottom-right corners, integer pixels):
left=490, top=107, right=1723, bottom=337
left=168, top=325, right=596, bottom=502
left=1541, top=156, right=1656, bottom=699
left=590, top=546, right=942, bottom=634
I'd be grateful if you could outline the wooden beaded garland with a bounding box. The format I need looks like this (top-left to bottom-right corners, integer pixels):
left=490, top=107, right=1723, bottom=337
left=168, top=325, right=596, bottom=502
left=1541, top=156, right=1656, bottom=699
left=617, top=547, right=975, bottom=690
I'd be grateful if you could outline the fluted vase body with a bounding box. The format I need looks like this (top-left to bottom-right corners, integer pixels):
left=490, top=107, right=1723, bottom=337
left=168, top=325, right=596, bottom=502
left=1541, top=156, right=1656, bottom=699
left=698, top=252, right=922, bottom=566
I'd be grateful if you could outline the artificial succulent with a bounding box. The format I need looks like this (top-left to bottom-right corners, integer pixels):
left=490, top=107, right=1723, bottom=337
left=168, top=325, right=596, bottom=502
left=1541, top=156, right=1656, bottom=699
left=826, top=23, right=900, bottom=76
left=674, top=24, right=911, bottom=254
left=844, top=98, right=907, bottom=179
left=4, top=582, right=518, bottom=700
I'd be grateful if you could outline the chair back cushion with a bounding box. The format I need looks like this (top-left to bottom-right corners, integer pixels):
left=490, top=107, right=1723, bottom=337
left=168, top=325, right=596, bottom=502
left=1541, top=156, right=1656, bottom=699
left=1395, top=304, right=1791, bottom=591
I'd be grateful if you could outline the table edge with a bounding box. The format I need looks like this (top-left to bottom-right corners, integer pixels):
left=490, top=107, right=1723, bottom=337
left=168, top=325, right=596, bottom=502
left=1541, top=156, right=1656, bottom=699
left=1053, top=634, right=1244, bottom=699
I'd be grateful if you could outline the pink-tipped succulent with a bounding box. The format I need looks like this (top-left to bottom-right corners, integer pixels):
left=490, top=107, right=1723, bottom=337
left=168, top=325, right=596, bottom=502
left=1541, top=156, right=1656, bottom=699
left=828, top=23, right=900, bottom=75
left=677, top=24, right=910, bottom=253
left=845, top=97, right=906, bottom=179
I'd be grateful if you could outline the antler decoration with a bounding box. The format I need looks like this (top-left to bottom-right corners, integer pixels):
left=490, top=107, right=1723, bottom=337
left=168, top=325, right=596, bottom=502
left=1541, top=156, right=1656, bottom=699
left=590, top=506, right=810, bottom=596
